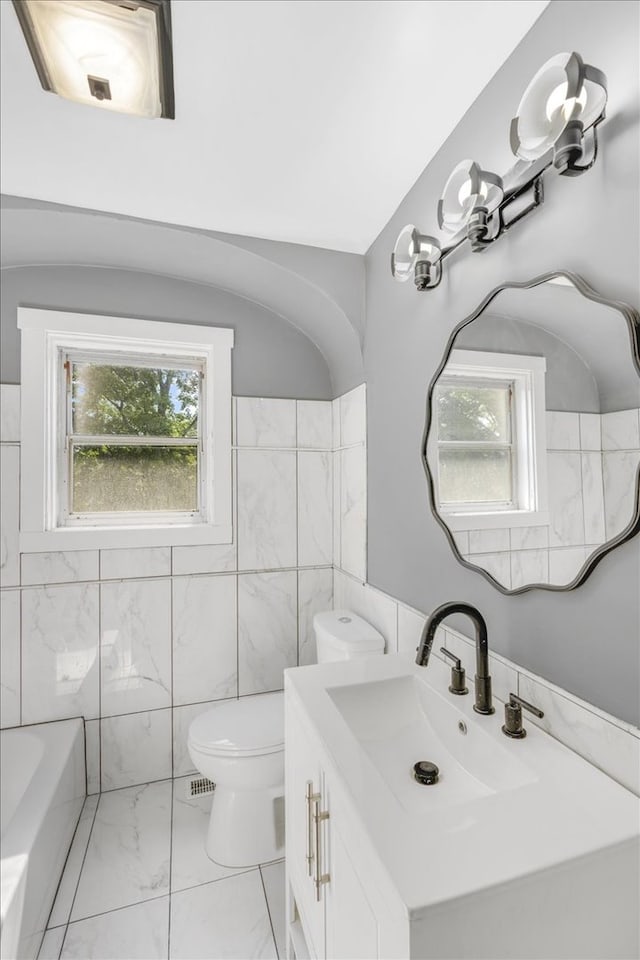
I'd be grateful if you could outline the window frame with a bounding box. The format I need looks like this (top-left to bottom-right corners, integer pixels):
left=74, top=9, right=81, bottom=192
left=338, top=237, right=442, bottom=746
left=431, top=349, right=549, bottom=531
left=18, top=308, right=233, bottom=551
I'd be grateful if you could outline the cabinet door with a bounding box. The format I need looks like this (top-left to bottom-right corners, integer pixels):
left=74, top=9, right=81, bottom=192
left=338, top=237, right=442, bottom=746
left=285, top=702, right=326, bottom=959
left=325, top=798, right=379, bottom=960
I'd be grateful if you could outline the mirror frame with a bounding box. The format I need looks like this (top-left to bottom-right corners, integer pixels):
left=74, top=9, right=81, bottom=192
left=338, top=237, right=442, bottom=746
left=422, top=271, right=640, bottom=595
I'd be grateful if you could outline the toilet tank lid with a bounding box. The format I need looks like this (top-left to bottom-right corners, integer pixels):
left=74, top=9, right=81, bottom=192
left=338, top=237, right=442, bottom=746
left=313, top=609, right=384, bottom=646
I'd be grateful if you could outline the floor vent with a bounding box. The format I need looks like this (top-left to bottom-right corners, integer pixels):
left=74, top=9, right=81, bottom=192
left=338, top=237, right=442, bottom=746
left=190, top=777, right=215, bottom=797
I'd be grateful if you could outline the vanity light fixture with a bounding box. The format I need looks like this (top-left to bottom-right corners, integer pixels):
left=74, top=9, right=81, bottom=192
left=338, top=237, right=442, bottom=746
left=391, top=225, right=442, bottom=291
left=511, top=52, right=607, bottom=172
left=437, top=160, right=504, bottom=251
left=12, top=0, right=175, bottom=118
left=391, top=51, right=607, bottom=291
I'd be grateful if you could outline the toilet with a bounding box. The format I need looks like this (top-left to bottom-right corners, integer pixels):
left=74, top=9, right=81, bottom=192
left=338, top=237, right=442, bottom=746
left=187, top=609, right=384, bottom=867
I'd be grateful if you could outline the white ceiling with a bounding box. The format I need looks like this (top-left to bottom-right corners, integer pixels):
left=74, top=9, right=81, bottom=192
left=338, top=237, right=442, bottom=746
left=0, top=0, right=548, bottom=254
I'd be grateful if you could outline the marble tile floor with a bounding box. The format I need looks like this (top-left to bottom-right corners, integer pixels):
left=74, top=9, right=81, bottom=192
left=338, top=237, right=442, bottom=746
left=38, top=778, right=285, bottom=960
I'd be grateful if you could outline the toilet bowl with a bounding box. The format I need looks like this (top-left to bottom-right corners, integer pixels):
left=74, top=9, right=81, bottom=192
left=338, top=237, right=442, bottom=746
left=187, top=611, right=384, bottom=868
left=187, top=691, right=284, bottom=867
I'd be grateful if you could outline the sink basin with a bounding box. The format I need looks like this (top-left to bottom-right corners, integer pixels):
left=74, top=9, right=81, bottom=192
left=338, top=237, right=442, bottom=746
left=327, top=674, right=536, bottom=814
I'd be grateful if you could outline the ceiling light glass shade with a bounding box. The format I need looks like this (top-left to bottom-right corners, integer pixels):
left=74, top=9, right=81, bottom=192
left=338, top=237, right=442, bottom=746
left=391, top=225, right=442, bottom=283
left=437, top=161, right=504, bottom=234
left=510, top=52, right=607, bottom=162
left=13, top=0, right=174, bottom=118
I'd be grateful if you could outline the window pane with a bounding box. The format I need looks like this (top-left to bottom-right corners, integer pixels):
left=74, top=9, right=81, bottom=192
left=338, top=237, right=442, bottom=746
left=437, top=384, right=511, bottom=442
left=438, top=448, right=512, bottom=505
left=72, top=363, right=199, bottom=438
left=72, top=446, right=198, bottom=513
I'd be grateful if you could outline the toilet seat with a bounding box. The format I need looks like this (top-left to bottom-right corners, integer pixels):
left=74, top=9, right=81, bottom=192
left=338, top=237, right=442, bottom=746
left=188, top=691, right=284, bottom=758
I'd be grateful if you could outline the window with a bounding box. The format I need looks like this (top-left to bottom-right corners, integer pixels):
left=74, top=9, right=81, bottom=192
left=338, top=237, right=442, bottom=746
left=19, top=308, right=233, bottom=551
left=436, top=378, right=515, bottom=508
left=65, top=355, right=202, bottom=522
left=432, top=349, right=548, bottom=530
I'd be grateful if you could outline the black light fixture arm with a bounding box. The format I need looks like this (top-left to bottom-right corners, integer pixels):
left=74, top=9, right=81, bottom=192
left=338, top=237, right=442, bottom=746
left=500, top=175, right=544, bottom=232
left=409, top=154, right=551, bottom=289
left=392, top=51, right=607, bottom=291
left=467, top=207, right=503, bottom=251
left=558, top=116, right=603, bottom=177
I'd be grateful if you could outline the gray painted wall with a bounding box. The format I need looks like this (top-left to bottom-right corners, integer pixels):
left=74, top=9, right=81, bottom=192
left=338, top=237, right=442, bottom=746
left=0, top=265, right=332, bottom=398
left=0, top=196, right=365, bottom=396
left=454, top=314, right=600, bottom=412
left=218, top=231, right=366, bottom=342
left=491, top=283, right=640, bottom=413
left=365, top=0, right=640, bottom=724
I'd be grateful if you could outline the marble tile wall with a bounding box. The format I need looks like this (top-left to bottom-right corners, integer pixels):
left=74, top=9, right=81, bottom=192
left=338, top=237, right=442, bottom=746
left=333, top=566, right=640, bottom=796
left=333, top=384, right=367, bottom=581
left=454, top=409, right=640, bottom=588
left=0, top=385, right=354, bottom=793
left=2, top=379, right=636, bottom=808
left=602, top=408, right=640, bottom=540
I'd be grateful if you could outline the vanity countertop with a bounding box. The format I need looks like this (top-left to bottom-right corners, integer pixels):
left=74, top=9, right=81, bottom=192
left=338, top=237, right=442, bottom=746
left=285, top=653, right=640, bottom=915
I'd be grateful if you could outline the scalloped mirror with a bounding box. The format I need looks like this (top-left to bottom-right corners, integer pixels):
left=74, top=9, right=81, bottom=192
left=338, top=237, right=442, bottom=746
left=423, top=273, right=640, bottom=593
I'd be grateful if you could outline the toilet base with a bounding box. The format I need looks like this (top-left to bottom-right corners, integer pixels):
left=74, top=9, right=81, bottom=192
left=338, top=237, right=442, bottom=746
left=206, top=784, right=285, bottom=867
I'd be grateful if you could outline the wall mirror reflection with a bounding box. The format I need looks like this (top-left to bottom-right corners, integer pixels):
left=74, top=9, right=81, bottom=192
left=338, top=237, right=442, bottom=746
left=424, top=273, right=640, bottom=593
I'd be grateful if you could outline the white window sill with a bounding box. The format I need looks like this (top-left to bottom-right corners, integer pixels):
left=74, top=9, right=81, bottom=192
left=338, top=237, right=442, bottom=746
left=20, top=524, right=233, bottom=553
left=442, top=510, right=549, bottom=531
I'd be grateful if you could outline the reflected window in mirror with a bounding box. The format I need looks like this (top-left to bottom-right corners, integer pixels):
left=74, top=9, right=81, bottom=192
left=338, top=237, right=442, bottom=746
left=433, top=350, right=548, bottom=530
left=423, top=273, right=640, bottom=592
left=436, top=379, right=514, bottom=506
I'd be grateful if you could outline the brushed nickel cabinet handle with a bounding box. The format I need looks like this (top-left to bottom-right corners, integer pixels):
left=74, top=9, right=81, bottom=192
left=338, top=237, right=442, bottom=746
left=312, top=795, right=330, bottom=901
left=305, top=781, right=319, bottom=877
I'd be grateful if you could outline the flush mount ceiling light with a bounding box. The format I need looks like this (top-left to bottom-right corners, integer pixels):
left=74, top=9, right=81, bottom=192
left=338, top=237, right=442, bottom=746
left=12, top=0, right=174, bottom=118
left=511, top=52, right=607, bottom=171
left=392, top=51, right=607, bottom=292
left=391, top=226, right=442, bottom=290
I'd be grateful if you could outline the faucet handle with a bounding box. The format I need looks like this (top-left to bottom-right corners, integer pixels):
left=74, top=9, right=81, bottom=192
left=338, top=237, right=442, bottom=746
left=502, top=692, right=544, bottom=739
left=440, top=647, right=468, bottom=696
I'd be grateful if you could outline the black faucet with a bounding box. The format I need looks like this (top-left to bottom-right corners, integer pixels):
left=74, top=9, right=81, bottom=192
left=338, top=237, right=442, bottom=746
left=416, top=602, right=494, bottom=715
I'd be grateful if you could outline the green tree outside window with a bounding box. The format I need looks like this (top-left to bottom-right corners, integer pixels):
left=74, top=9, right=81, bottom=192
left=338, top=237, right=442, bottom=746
left=69, top=362, right=201, bottom=514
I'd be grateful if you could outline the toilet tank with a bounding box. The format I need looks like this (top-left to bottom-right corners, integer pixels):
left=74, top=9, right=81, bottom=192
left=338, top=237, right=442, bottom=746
left=313, top=610, right=385, bottom=662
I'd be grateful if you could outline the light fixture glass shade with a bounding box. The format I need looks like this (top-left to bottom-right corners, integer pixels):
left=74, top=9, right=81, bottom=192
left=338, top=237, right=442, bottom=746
left=437, top=160, right=504, bottom=234
left=391, top=225, right=441, bottom=283
left=13, top=0, right=174, bottom=118
left=510, top=52, right=607, bottom=162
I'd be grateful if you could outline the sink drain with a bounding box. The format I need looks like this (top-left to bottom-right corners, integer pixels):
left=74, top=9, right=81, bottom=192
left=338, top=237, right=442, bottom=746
left=413, top=760, right=439, bottom=785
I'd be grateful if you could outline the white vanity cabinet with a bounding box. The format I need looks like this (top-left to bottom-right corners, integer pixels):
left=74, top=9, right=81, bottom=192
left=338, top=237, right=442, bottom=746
left=323, top=801, right=379, bottom=960
left=284, top=656, right=640, bottom=960
left=285, top=687, right=408, bottom=960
